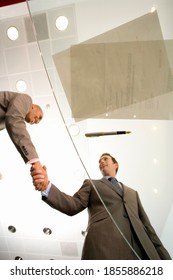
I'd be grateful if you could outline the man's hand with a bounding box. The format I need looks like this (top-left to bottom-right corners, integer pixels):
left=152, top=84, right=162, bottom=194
left=31, top=163, right=49, bottom=191
left=31, top=161, right=42, bottom=171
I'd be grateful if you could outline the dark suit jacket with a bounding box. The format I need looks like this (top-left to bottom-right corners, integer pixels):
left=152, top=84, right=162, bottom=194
left=0, top=91, right=39, bottom=163
left=42, top=178, right=171, bottom=260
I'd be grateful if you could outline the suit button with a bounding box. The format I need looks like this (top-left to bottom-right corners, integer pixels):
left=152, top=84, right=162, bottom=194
left=123, top=214, right=128, bottom=218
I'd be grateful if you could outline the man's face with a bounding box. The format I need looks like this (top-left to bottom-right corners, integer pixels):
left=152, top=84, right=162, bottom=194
left=99, top=155, right=118, bottom=176
left=25, top=106, right=43, bottom=125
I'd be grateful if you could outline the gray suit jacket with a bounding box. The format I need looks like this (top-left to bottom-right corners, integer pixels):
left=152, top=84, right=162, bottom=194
left=43, top=178, right=171, bottom=260
left=0, top=91, right=39, bottom=163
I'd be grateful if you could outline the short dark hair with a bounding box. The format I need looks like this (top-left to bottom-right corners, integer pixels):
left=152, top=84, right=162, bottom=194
left=100, top=153, right=119, bottom=173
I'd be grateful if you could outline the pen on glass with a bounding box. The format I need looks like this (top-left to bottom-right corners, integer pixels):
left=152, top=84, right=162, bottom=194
left=85, top=131, right=131, bottom=137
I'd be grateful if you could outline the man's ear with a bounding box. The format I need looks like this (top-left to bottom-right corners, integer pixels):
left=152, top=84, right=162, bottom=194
left=32, top=104, right=37, bottom=110
left=114, top=162, right=119, bottom=171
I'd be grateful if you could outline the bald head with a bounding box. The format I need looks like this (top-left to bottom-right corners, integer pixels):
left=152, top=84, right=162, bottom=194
left=25, top=104, right=43, bottom=124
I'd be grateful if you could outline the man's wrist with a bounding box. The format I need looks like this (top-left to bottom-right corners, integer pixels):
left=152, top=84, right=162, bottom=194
left=41, top=181, right=52, bottom=197
left=27, top=158, right=40, bottom=164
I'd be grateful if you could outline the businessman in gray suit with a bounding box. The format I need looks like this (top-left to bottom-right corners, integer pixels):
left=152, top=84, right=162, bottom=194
left=0, top=91, right=43, bottom=172
left=31, top=152, right=171, bottom=260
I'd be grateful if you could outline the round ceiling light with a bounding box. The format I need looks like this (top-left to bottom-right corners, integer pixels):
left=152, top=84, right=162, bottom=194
left=7, top=26, right=19, bottom=40
left=16, top=80, right=27, bottom=92
left=68, top=124, right=80, bottom=136
left=56, top=16, right=69, bottom=31
left=15, top=256, right=23, bottom=260
left=43, top=227, right=52, bottom=235
left=8, top=225, right=16, bottom=233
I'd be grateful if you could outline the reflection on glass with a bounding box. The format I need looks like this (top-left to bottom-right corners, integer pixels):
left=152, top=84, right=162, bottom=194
left=26, top=0, right=173, bottom=260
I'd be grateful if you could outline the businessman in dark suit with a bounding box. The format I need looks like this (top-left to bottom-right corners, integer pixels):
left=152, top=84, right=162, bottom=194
left=0, top=91, right=43, bottom=172
left=31, top=152, right=171, bottom=260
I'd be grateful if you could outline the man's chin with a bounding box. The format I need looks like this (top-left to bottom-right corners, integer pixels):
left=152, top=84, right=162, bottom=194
left=101, top=170, right=107, bottom=176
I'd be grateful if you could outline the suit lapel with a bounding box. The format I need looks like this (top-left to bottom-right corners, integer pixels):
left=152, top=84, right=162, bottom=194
left=101, top=178, right=123, bottom=197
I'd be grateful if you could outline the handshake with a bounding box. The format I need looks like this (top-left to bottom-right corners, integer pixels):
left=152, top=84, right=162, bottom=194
left=30, top=162, right=49, bottom=191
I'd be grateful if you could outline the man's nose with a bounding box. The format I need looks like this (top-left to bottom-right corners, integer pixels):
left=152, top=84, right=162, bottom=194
left=36, top=117, right=41, bottom=123
left=99, top=160, right=104, bottom=167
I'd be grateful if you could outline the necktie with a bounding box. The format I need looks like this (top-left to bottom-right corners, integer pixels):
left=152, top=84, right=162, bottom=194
left=108, top=177, right=123, bottom=196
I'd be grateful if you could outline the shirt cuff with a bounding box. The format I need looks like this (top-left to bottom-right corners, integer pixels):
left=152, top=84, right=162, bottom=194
left=26, top=158, right=40, bottom=164
left=41, top=181, right=52, bottom=198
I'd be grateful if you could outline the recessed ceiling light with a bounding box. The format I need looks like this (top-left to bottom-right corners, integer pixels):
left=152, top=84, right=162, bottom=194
left=43, top=227, right=52, bottom=235
left=8, top=225, right=16, bottom=233
left=16, top=80, right=27, bottom=92
left=46, top=104, right=51, bottom=109
left=56, top=16, right=69, bottom=31
left=69, top=124, right=80, bottom=136
left=7, top=26, right=19, bottom=40
left=15, top=256, right=23, bottom=260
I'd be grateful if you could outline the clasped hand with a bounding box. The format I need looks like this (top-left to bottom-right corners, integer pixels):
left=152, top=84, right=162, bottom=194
left=30, top=164, right=48, bottom=191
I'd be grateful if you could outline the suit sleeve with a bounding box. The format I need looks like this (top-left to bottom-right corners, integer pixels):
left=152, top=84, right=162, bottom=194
left=137, top=192, right=171, bottom=259
left=5, top=94, right=39, bottom=163
left=42, top=180, right=91, bottom=216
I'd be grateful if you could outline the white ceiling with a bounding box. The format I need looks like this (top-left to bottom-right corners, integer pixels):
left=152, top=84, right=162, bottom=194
left=0, top=0, right=173, bottom=260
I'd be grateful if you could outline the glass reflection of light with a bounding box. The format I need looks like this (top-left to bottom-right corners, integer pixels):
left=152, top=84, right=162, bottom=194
left=151, top=6, right=157, bottom=13
left=153, top=188, right=158, bottom=194
left=153, top=158, right=158, bottom=164
left=152, top=126, right=158, bottom=131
